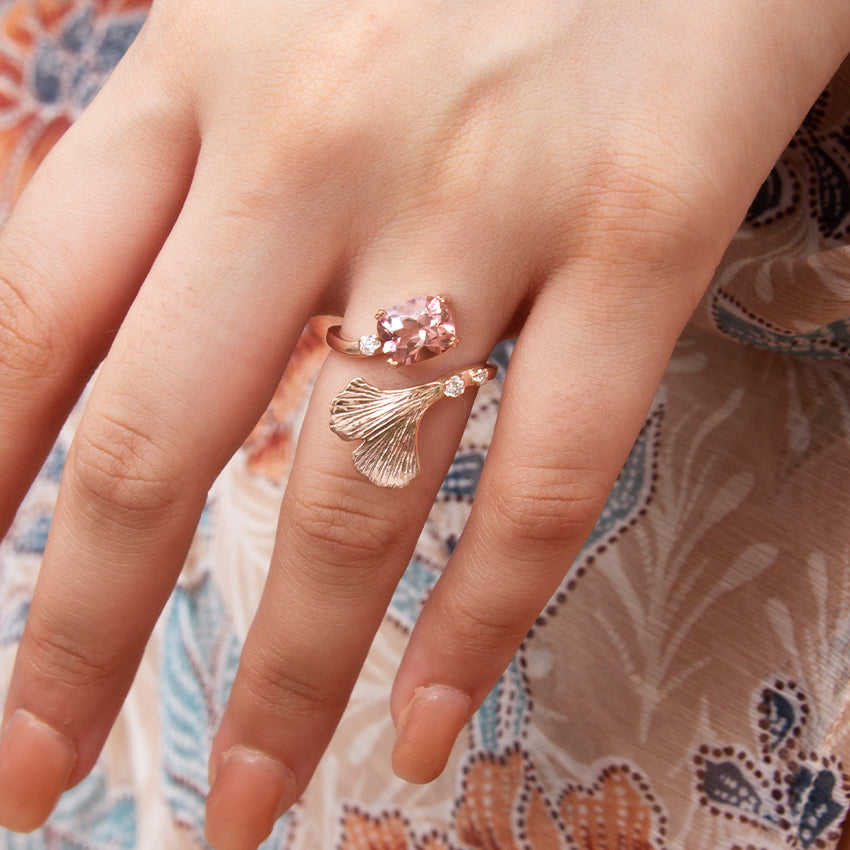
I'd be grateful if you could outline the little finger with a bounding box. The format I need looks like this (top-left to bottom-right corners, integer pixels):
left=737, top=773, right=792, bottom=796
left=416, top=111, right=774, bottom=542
left=390, top=268, right=703, bottom=782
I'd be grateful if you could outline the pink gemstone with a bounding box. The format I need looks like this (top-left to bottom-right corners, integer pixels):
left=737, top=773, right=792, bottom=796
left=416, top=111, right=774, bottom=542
left=377, top=295, right=457, bottom=366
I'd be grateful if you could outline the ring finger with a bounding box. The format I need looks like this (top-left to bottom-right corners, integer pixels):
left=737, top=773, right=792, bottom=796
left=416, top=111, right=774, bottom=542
left=204, top=229, right=527, bottom=848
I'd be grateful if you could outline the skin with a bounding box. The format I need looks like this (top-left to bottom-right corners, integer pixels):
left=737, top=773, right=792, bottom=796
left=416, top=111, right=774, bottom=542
left=0, top=0, right=847, bottom=845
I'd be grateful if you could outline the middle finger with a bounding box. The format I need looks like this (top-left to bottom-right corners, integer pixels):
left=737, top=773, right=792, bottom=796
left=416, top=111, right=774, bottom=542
left=1, top=146, right=344, bottom=810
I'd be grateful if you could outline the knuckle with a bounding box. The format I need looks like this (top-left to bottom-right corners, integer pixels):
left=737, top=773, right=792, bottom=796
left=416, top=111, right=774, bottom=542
left=285, top=472, right=403, bottom=578
left=434, top=591, right=530, bottom=659
left=0, top=270, right=66, bottom=383
left=484, top=463, right=609, bottom=558
left=68, top=408, right=185, bottom=520
left=575, top=135, right=722, bottom=277
left=23, top=617, right=115, bottom=692
left=229, top=43, right=387, bottom=204
left=241, top=653, right=346, bottom=722
left=585, top=177, right=690, bottom=269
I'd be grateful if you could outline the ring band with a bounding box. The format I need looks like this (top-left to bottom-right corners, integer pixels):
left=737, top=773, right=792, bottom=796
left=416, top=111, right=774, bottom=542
left=326, top=294, right=458, bottom=367
left=329, top=363, right=497, bottom=488
left=325, top=328, right=377, bottom=358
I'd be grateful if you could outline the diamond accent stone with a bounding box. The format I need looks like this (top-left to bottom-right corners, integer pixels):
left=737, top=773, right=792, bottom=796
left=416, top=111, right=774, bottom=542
left=443, top=375, right=466, bottom=398
left=377, top=295, right=456, bottom=367
left=470, top=368, right=489, bottom=385
left=359, top=334, right=382, bottom=356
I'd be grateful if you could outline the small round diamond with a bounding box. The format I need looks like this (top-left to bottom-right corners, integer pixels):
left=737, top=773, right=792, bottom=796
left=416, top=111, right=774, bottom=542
left=443, top=375, right=466, bottom=398
left=358, top=334, right=382, bottom=356
left=470, top=368, right=489, bottom=385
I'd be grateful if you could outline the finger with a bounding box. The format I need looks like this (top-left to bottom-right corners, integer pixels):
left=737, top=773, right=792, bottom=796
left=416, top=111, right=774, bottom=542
left=204, top=359, right=481, bottom=850
left=204, top=237, right=523, bottom=848
left=388, top=263, right=706, bottom=783
left=0, top=148, right=341, bottom=832
left=0, top=59, right=197, bottom=533
left=0, top=55, right=198, bottom=539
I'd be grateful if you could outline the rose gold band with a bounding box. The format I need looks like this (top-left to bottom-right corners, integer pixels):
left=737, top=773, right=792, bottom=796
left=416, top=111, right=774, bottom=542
left=325, top=325, right=379, bottom=357
left=448, top=363, right=498, bottom=390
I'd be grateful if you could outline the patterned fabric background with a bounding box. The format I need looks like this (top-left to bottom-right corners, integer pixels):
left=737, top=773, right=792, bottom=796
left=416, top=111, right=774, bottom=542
left=0, top=2, right=849, bottom=848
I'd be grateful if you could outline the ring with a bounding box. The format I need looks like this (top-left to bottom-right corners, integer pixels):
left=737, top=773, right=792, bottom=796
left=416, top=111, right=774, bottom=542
left=329, top=363, right=497, bottom=488
left=326, top=294, right=458, bottom=367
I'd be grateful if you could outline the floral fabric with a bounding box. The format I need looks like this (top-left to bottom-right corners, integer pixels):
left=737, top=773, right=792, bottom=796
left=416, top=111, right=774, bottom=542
left=0, top=2, right=849, bottom=849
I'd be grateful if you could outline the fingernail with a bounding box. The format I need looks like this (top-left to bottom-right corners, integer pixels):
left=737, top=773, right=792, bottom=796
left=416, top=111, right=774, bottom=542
left=204, top=747, right=297, bottom=850
left=392, top=685, right=471, bottom=784
left=0, top=710, right=77, bottom=832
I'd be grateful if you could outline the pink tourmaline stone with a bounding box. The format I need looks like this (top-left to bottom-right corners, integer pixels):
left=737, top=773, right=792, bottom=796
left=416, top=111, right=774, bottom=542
left=377, top=295, right=457, bottom=366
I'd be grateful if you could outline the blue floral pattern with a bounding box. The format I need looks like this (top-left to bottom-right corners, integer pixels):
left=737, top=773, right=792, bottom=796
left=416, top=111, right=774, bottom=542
left=1, top=772, right=136, bottom=850
left=695, top=680, right=850, bottom=848
left=160, top=574, right=293, bottom=849
left=30, top=5, right=145, bottom=114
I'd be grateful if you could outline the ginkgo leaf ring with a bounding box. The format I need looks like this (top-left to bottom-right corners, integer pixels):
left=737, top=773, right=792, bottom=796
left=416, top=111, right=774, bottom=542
left=329, top=364, right=497, bottom=488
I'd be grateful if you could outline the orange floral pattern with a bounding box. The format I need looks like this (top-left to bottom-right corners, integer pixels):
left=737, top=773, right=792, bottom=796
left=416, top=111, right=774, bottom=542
left=0, top=0, right=149, bottom=219
left=241, top=316, right=335, bottom=482
left=339, top=807, right=412, bottom=850
left=337, top=748, right=664, bottom=850
left=454, top=750, right=560, bottom=850
left=558, top=765, right=664, bottom=850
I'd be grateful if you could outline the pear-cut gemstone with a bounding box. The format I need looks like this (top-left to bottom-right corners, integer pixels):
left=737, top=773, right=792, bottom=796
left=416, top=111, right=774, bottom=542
left=377, top=295, right=456, bottom=367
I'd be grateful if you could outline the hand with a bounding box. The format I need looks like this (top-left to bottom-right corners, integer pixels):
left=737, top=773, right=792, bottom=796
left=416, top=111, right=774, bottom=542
left=0, top=0, right=846, bottom=846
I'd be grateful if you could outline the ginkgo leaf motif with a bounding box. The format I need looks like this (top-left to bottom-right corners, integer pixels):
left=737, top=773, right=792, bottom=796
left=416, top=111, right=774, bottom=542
left=330, top=377, right=444, bottom=488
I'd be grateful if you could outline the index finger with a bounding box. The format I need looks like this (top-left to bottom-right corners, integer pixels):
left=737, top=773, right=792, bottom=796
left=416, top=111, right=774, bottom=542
left=0, top=53, right=195, bottom=538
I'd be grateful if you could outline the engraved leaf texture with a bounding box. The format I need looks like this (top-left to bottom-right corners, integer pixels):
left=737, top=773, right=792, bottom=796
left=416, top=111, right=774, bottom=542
left=330, top=378, right=443, bottom=487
